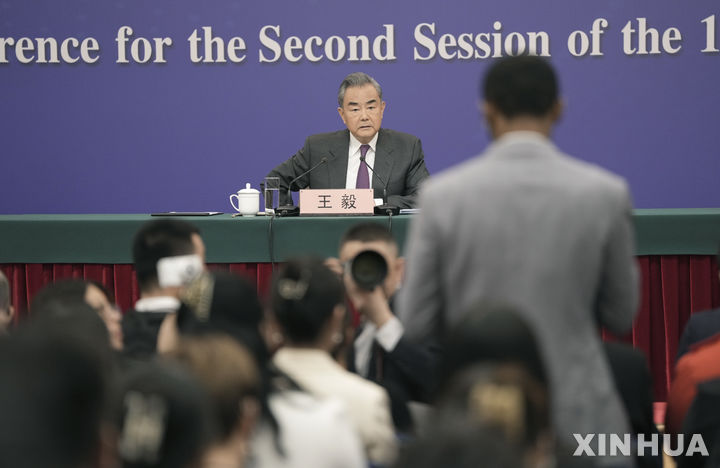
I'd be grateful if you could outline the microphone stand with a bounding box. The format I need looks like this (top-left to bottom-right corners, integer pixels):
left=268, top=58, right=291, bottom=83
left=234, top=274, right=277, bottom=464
left=275, top=157, right=329, bottom=217
left=360, top=155, right=400, bottom=216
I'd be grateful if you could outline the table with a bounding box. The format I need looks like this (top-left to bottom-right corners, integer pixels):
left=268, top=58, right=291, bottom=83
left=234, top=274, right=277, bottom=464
left=2, top=209, right=720, bottom=263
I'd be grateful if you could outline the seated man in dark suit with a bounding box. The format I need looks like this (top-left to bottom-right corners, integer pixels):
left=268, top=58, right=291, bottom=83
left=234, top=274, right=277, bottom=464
left=678, top=377, right=720, bottom=468
left=603, top=341, right=662, bottom=468
left=327, top=222, right=434, bottom=433
left=122, top=219, right=205, bottom=359
left=267, top=72, right=430, bottom=209
left=676, top=247, right=720, bottom=362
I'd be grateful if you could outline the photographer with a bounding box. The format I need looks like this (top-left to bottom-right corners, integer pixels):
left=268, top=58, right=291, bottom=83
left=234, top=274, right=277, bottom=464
left=326, top=222, right=436, bottom=434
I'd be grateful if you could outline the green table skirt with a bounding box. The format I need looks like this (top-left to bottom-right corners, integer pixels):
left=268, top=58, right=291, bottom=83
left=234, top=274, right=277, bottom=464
left=0, top=209, right=718, bottom=264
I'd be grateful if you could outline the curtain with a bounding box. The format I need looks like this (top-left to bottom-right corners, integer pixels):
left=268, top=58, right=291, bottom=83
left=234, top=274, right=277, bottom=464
left=0, top=263, right=276, bottom=316
left=632, top=255, right=719, bottom=401
left=2, top=255, right=718, bottom=400
left=599, top=256, right=719, bottom=401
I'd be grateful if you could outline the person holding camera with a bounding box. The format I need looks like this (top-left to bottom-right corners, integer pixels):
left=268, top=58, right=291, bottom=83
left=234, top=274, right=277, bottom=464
left=326, top=222, right=435, bottom=434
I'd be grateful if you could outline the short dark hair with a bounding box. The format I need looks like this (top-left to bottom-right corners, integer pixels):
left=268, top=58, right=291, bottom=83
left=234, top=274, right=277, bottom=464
left=132, top=219, right=200, bottom=292
left=0, top=319, right=108, bottom=468
left=483, top=56, right=559, bottom=118
left=30, top=279, right=89, bottom=315
left=271, top=257, right=344, bottom=345
left=339, top=222, right=396, bottom=250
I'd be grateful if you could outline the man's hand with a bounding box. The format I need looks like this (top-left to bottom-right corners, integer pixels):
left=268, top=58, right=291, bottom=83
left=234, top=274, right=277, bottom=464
left=325, top=255, right=393, bottom=328
left=343, top=273, right=393, bottom=328
left=324, top=257, right=344, bottom=276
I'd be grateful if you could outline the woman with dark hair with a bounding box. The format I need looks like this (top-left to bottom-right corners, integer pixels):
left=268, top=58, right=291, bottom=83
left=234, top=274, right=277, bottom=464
left=30, top=278, right=124, bottom=351
left=438, top=300, right=549, bottom=391
left=0, top=318, right=111, bottom=468
left=436, top=302, right=598, bottom=468
left=159, top=270, right=366, bottom=468
left=270, top=257, right=396, bottom=465
left=114, top=360, right=213, bottom=468
left=396, top=364, right=540, bottom=468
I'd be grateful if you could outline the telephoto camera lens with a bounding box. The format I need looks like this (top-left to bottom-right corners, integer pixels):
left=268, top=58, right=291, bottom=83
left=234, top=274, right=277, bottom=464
left=350, top=250, right=388, bottom=290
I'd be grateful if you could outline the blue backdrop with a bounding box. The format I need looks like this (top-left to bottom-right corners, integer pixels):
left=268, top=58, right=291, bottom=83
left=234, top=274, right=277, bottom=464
left=1, top=0, right=718, bottom=213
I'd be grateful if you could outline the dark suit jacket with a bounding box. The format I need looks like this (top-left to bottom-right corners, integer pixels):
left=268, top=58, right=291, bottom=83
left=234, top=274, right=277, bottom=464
left=267, top=128, right=429, bottom=209
left=679, top=377, right=720, bottom=468
left=676, top=308, right=720, bottom=362
left=347, top=326, right=435, bottom=433
left=121, top=309, right=170, bottom=360
left=603, top=342, right=662, bottom=468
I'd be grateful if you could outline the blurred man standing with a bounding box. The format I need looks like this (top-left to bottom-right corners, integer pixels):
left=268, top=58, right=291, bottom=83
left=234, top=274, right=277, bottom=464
left=398, top=56, right=639, bottom=446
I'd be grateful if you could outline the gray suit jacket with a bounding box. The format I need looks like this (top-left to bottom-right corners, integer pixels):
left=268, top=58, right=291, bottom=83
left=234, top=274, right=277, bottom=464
left=397, top=132, right=639, bottom=443
left=267, top=129, right=429, bottom=209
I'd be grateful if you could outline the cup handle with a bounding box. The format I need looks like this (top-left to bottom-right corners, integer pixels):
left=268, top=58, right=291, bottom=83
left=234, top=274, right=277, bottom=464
left=229, top=194, right=240, bottom=212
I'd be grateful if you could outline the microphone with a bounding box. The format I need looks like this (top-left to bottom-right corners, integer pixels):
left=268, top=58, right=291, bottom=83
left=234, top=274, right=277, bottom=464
left=276, top=157, right=329, bottom=217
left=360, top=155, right=400, bottom=216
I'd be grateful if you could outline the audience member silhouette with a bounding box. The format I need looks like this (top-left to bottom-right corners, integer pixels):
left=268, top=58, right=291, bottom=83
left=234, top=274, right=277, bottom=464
left=270, top=256, right=396, bottom=464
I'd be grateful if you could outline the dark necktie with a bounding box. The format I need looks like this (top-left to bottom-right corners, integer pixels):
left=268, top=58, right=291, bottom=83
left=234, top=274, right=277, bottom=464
left=355, top=144, right=370, bottom=189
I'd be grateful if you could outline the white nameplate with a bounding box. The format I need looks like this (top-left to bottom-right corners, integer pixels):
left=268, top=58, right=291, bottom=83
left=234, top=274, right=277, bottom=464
left=299, top=189, right=374, bottom=216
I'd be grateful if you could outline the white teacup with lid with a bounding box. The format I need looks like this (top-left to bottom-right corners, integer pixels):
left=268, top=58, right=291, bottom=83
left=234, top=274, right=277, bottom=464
left=229, top=183, right=260, bottom=217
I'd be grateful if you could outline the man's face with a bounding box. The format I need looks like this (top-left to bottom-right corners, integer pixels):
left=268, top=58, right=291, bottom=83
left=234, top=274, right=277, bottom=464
left=338, top=84, right=386, bottom=144
left=339, top=240, right=403, bottom=298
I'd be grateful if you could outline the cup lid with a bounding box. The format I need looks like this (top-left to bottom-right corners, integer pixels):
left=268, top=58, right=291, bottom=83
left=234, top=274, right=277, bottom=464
left=238, top=183, right=259, bottom=194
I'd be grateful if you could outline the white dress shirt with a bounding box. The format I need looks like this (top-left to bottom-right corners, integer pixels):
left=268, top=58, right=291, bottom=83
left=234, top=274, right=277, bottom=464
left=133, top=296, right=180, bottom=313
left=354, top=316, right=404, bottom=378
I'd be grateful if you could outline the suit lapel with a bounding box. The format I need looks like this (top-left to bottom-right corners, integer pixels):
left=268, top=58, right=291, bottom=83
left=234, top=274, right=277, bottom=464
left=373, top=129, right=395, bottom=192
left=326, top=130, right=350, bottom=188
